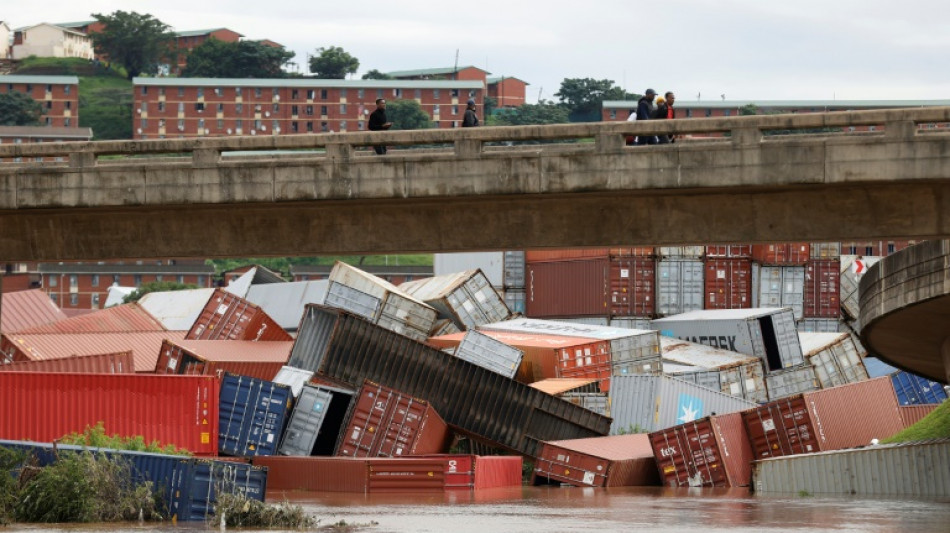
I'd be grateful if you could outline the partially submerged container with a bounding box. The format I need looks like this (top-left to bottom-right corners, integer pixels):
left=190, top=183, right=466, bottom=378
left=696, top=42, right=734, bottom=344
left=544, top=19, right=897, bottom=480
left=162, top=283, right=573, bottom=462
left=413, top=454, right=524, bottom=490
left=756, top=265, right=805, bottom=319
left=752, top=438, right=950, bottom=498
left=400, top=269, right=511, bottom=330
left=156, top=339, right=292, bottom=381
left=218, top=373, right=293, bottom=457
left=649, top=412, right=754, bottom=488
left=656, top=259, right=704, bottom=317
left=659, top=336, right=768, bottom=403
left=533, top=434, right=660, bottom=487
left=742, top=377, right=903, bottom=459
left=652, top=308, right=804, bottom=372
left=798, top=332, right=868, bottom=388
left=0, top=351, right=135, bottom=374
left=764, top=364, right=820, bottom=400
left=608, top=374, right=757, bottom=435
left=451, top=329, right=524, bottom=379
left=186, top=289, right=293, bottom=342
left=278, top=382, right=354, bottom=456
left=336, top=380, right=450, bottom=458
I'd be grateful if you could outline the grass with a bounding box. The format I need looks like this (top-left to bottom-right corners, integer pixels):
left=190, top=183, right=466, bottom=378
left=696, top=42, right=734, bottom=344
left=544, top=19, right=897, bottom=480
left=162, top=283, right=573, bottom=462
left=883, top=400, right=950, bottom=443
left=58, top=422, right=192, bottom=455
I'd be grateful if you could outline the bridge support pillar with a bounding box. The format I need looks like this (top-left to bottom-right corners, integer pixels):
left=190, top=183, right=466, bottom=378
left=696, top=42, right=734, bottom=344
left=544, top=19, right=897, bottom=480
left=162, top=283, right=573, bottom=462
left=454, top=139, right=482, bottom=159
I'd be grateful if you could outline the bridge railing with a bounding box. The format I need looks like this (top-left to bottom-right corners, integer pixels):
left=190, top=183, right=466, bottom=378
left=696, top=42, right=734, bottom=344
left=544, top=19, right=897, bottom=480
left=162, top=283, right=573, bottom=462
left=1, top=107, right=949, bottom=167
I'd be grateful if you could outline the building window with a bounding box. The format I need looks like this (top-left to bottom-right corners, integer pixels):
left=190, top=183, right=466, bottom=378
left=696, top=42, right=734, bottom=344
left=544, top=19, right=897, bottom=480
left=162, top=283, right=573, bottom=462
left=195, top=103, right=205, bottom=111
left=358, top=89, right=365, bottom=99
left=306, top=121, right=313, bottom=132
left=319, top=106, right=327, bottom=116
left=273, top=88, right=280, bottom=98
left=196, top=88, right=204, bottom=98
left=156, top=275, right=163, bottom=282
left=159, top=119, right=165, bottom=128
left=140, top=118, right=147, bottom=129
left=340, top=120, right=347, bottom=131
left=217, top=103, right=224, bottom=112
left=65, top=101, right=72, bottom=110
left=236, top=119, right=243, bottom=131
left=340, top=104, right=346, bottom=114
left=321, top=122, right=328, bottom=132
left=214, top=87, right=222, bottom=96
left=452, top=105, right=459, bottom=115
left=198, top=118, right=205, bottom=131
left=46, top=101, right=52, bottom=109
left=320, top=89, right=328, bottom=99
left=45, top=117, right=52, bottom=125
left=340, top=88, right=347, bottom=97
left=70, top=294, right=79, bottom=307
left=134, top=275, right=143, bottom=285
left=178, top=119, right=185, bottom=130
left=272, top=119, right=279, bottom=132
left=178, top=86, right=185, bottom=97
left=358, top=121, right=364, bottom=130
left=217, top=119, right=223, bottom=129
left=376, top=89, right=384, bottom=99
left=723, top=110, right=731, bottom=117
left=235, top=87, right=242, bottom=97
left=686, top=109, right=692, bottom=118
left=292, top=89, right=299, bottom=99
left=888, top=243, right=896, bottom=253
left=433, top=104, right=440, bottom=115
left=609, top=110, right=616, bottom=119
left=306, top=105, right=314, bottom=116
left=291, top=105, right=299, bottom=115
left=65, top=118, right=71, bottom=127
left=48, top=275, right=57, bottom=287
left=254, top=119, right=262, bottom=130
left=157, top=101, right=164, bottom=111
left=50, top=293, right=58, bottom=303
left=26, top=84, right=33, bottom=92
left=69, top=275, right=78, bottom=288
left=235, top=103, right=243, bottom=113
left=178, top=102, right=185, bottom=112
left=273, top=103, right=280, bottom=113
left=141, top=86, right=148, bottom=95
left=469, top=90, right=476, bottom=97
left=159, top=87, right=165, bottom=96
left=198, top=275, right=206, bottom=286
left=291, top=121, right=298, bottom=132
left=255, top=87, right=262, bottom=97
left=451, top=89, right=459, bottom=97
left=433, top=89, right=441, bottom=99
left=91, top=293, right=100, bottom=308
left=64, top=85, right=71, bottom=95
left=393, top=88, right=402, bottom=98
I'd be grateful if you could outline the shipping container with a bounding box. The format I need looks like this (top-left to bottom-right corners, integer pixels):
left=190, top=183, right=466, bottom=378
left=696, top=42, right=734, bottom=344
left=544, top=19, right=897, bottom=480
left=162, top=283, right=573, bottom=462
left=803, top=260, right=840, bottom=319
left=272, top=365, right=316, bottom=397
left=610, top=256, right=655, bottom=317
left=526, top=249, right=610, bottom=262
left=400, top=270, right=511, bottom=330
left=0, top=289, right=67, bottom=334
left=16, top=303, right=165, bottom=334
left=0, top=351, right=135, bottom=374
left=138, top=288, right=215, bottom=331
left=533, top=434, right=660, bottom=487
left=430, top=318, right=461, bottom=337
left=287, top=306, right=611, bottom=458
left=182, top=459, right=268, bottom=520
left=0, top=372, right=219, bottom=456
left=838, top=255, right=882, bottom=320
left=705, top=245, right=752, bottom=258
left=743, top=377, right=903, bottom=459
left=656, top=259, right=704, bottom=317
left=809, top=242, right=841, bottom=260
left=526, top=258, right=609, bottom=317
left=0, top=330, right=187, bottom=373
left=752, top=438, right=950, bottom=497
left=608, top=374, right=757, bottom=435
left=413, top=454, right=524, bottom=490
left=278, top=382, right=354, bottom=456
left=862, top=357, right=950, bottom=405
left=704, top=258, right=752, bottom=310
left=245, top=280, right=329, bottom=332
left=649, top=412, right=754, bottom=488
left=899, top=404, right=939, bottom=428
left=553, top=317, right=610, bottom=326
left=218, top=373, right=293, bottom=457
left=796, top=318, right=842, bottom=333
left=652, top=308, right=804, bottom=372
left=503, top=251, right=525, bottom=289
left=187, top=289, right=292, bottom=342
left=658, top=246, right=705, bottom=259
left=752, top=243, right=810, bottom=265
left=503, top=289, right=525, bottom=314
left=528, top=378, right=600, bottom=396
left=156, top=339, right=291, bottom=381
left=452, top=330, right=524, bottom=379
left=756, top=265, right=805, bottom=320
left=559, top=392, right=609, bottom=416
left=660, top=337, right=768, bottom=403
left=798, top=332, right=868, bottom=388
left=610, top=247, right=656, bottom=258
left=434, top=252, right=504, bottom=288
left=609, top=317, right=653, bottom=330
left=336, top=381, right=450, bottom=458
left=764, top=364, right=820, bottom=400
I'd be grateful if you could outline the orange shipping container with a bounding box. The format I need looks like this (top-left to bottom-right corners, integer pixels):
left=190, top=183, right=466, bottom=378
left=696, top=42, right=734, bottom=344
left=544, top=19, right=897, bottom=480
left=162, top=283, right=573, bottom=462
left=649, top=412, right=754, bottom=488
left=186, top=289, right=292, bottom=342
left=155, top=339, right=292, bottom=381
left=252, top=456, right=446, bottom=493
left=533, top=434, right=660, bottom=487
left=526, top=249, right=610, bottom=262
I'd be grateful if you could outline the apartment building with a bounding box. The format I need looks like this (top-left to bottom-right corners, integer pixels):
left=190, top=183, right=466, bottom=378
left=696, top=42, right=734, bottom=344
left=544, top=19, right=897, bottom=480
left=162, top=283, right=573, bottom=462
left=0, top=74, right=80, bottom=127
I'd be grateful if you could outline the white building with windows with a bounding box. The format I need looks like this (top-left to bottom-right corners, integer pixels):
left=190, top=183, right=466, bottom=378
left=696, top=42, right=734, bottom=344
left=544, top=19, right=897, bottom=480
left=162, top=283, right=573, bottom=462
left=12, top=23, right=94, bottom=60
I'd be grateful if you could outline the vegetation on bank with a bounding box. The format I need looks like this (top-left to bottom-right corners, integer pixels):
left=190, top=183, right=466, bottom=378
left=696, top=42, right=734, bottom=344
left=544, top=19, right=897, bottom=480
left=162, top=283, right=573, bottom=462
left=58, top=422, right=191, bottom=455
left=883, top=400, right=950, bottom=443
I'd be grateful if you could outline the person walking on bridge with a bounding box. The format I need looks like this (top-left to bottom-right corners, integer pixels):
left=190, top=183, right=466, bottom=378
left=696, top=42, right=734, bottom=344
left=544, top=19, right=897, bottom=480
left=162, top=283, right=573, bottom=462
left=635, top=88, right=657, bottom=145
left=462, top=99, right=479, bottom=127
left=654, top=91, right=676, bottom=144
left=369, top=98, right=392, bottom=155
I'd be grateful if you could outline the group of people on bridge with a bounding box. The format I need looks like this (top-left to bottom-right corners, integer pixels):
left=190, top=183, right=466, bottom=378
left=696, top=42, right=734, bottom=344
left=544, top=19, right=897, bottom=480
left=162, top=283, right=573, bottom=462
left=627, top=88, right=676, bottom=145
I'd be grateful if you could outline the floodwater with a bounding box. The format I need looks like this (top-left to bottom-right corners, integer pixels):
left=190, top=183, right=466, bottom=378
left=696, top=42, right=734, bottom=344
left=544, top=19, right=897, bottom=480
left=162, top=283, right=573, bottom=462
left=6, top=486, right=950, bottom=533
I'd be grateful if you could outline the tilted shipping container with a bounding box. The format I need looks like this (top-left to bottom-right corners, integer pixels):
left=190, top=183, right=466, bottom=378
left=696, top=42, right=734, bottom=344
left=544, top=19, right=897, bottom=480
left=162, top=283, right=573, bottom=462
left=452, top=329, right=524, bottom=379
left=526, top=258, right=609, bottom=318
left=278, top=382, right=354, bottom=456
left=155, top=339, right=291, bottom=381
left=704, top=258, right=752, bottom=310
left=400, top=269, right=511, bottom=330
left=218, top=373, right=293, bottom=457
left=796, top=318, right=842, bottom=333
left=656, top=259, right=704, bottom=317
left=798, top=332, right=868, bottom=388
left=804, top=259, right=840, bottom=319
left=764, top=364, right=820, bottom=400
left=649, top=412, right=755, bottom=488
left=0, top=351, right=134, bottom=374
left=862, top=357, right=949, bottom=405
left=271, top=365, right=315, bottom=397
left=660, top=337, right=768, bottom=403
left=434, top=252, right=504, bottom=288
left=838, top=255, right=882, bottom=320
left=559, top=392, right=609, bottom=417
left=186, top=289, right=292, bottom=342
left=533, top=434, right=660, bottom=487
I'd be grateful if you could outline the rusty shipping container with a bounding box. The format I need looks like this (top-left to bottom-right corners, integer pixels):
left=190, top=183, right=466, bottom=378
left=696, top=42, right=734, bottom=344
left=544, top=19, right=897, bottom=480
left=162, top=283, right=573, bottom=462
left=743, top=377, right=903, bottom=459
left=705, top=245, right=752, bottom=258
left=533, top=434, right=660, bottom=487
left=752, top=243, right=810, bottom=265
left=649, top=412, right=755, bottom=488
left=337, top=381, right=450, bottom=458
left=400, top=269, right=511, bottom=330
left=704, top=258, right=752, bottom=310
left=0, top=351, right=135, bottom=374
left=526, top=249, right=610, bottom=262
left=0, top=372, right=219, bottom=456
left=610, top=256, right=655, bottom=318
left=526, top=258, right=609, bottom=318
left=412, top=454, right=524, bottom=490
left=252, top=456, right=447, bottom=493
left=839, top=255, right=882, bottom=320
left=287, top=306, right=611, bottom=458
left=809, top=242, right=841, bottom=260
left=804, top=260, right=840, bottom=319
left=798, top=332, right=868, bottom=388
left=610, top=247, right=656, bottom=257
left=899, top=404, right=939, bottom=428
left=187, top=289, right=292, bottom=342
left=156, top=339, right=292, bottom=381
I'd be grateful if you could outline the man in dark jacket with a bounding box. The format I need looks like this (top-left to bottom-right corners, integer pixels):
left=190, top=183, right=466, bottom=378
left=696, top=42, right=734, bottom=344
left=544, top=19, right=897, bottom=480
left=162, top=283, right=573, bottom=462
left=368, top=98, right=392, bottom=155
left=635, top=88, right=657, bottom=145
left=462, top=99, right=479, bottom=127
left=654, top=91, right=676, bottom=144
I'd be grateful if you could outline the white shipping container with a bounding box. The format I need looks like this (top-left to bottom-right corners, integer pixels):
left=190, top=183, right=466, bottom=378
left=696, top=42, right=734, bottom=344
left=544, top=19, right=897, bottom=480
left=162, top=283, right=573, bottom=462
left=138, top=288, right=215, bottom=331
left=765, top=364, right=820, bottom=400
left=453, top=330, right=524, bottom=379
left=504, top=289, right=525, bottom=314
left=799, top=332, right=869, bottom=388
left=660, top=337, right=768, bottom=403
left=656, top=259, right=704, bottom=317
left=401, top=270, right=511, bottom=330
left=608, top=374, right=757, bottom=434
left=246, top=280, right=329, bottom=331
left=434, top=253, right=504, bottom=288
left=376, top=291, right=437, bottom=342
left=271, top=365, right=316, bottom=398
left=756, top=265, right=805, bottom=320
left=325, top=282, right=382, bottom=321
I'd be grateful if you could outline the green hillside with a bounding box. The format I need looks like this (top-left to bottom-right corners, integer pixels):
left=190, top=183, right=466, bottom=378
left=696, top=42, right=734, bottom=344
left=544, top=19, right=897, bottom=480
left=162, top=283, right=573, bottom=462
left=884, top=400, right=950, bottom=443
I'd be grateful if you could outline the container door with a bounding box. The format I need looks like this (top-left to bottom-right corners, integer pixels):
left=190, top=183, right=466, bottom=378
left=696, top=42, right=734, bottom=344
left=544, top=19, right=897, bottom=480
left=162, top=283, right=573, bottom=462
left=326, top=282, right=382, bottom=321
left=278, top=386, right=334, bottom=456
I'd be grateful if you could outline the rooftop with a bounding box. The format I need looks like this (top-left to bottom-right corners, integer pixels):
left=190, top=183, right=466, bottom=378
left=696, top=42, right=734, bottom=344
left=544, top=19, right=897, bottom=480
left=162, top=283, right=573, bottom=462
left=133, top=77, right=484, bottom=90
left=0, top=126, right=92, bottom=139
left=175, top=28, right=243, bottom=38
left=0, top=289, right=67, bottom=334
left=386, top=65, right=490, bottom=78
left=487, top=76, right=529, bottom=85
left=0, top=74, right=80, bottom=85
left=38, top=263, right=216, bottom=275
left=51, top=20, right=97, bottom=29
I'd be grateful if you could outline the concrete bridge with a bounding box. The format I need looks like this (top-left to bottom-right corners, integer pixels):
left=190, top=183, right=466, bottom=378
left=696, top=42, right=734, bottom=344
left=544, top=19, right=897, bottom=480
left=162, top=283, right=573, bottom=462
left=1, top=107, right=950, bottom=261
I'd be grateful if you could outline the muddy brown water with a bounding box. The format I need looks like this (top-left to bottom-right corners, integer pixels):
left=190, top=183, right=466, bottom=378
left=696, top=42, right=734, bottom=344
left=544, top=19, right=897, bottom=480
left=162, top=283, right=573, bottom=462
left=5, top=486, right=949, bottom=532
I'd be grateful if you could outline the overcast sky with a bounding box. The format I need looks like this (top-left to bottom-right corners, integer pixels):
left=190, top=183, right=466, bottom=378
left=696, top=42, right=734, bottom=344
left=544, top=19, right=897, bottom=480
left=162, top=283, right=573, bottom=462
left=12, top=0, right=950, bottom=103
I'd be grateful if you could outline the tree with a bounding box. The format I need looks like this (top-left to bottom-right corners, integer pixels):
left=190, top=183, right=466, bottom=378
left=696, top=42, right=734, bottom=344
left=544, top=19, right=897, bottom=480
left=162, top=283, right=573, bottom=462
left=740, top=104, right=760, bottom=116
left=555, top=78, right=636, bottom=122
left=483, top=95, right=498, bottom=119
left=0, top=91, right=42, bottom=126
left=182, top=39, right=295, bottom=78
left=386, top=99, right=433, bottom=130
left=309, top=46, right=359, bottom=78
left=91, top=11, right=176, bottom=80
left=362, top=69, right=392, bottom=80
left=123, top=281, right=198, bottom=304
left=491, top=101, right=570, bottom=126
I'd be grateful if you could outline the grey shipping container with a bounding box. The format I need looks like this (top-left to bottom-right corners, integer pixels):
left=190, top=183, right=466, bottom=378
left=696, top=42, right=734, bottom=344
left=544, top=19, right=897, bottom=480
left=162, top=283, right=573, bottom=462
left=278, top=383, right=355, bottom=457
left=756, top=265, right=805, bottom=320
left=504, top=251, right=526, bottom=289
left=608, top=374, right=757, bottom=435
left=753, top=438, right=950, bottom=498
left=559, top=392, right=609, bottom=416
left=286, top=305, right=611, bottom=458
left=658, top=246, right=705, bottom=259
left=554, top=317, right=610, bottom=326
left=453, top=330, right=524, bottom=379
left=430, top=318, right=461, bottom=337
left=652, top=308, right=804, bottom=372
left=660, top=336, right=768, bottom=403
left=434, top=252, right=504, bottom=288
left=246, top=280, right=329, bottom=331
left=656, top=259, right=704, bottom=317
left=400, top=269, right=511, bottom=330
left=609, top=317, right=653, bottom=330
left=796, top=318, right=843, bottom=333
left=504, top=289, right=525, bottom=314
left=765, top=364, right=820, bottom=400
left=799, top=332, right=869, bottom=388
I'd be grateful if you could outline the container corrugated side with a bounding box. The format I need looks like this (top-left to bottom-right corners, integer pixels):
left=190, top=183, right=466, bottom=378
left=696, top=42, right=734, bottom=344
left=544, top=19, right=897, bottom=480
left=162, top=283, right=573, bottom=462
left=649, top=412, right=754, bottom=488
left=376, top=291, right=438, bottom=342
left=765, top=364, right=820, bottom=400
left=899, top=404, right=939, bottom=428
left=809, top=243, right=841, bottom=260
left=412, top=454, right=524, bottom=490
left=533, top=434, right=660, bottom=487
left=526, top=259, right=609, bottom=318
left=608, top=374, right=757, bottom=435
left=0, top=372, right=219, bottom=456
left=656, top=259, right=704, bottom=317
left=503, top=289, right=525, bottom=314
left=278, top=383, right=354, bottom=456
left=186, top=289, right=293, bottom=342
left=252, top=456, right=369, bottom=492
left=559, top=392, right=609, bottom=416
left=752, top=243, right=810, bottom=265
left=804, top=259, right=840, bottom=319
left=181, top=460, right=268, bottom=520
left=218, top=373, right=293, bottom=457
left=325, top=281, right=382, bottom=320
left=890, top=371, right=950, bottom=405
left=526, top=249, right=610, bottom=262
left=704, top=258, right=752, bottom=310
left=799, top=332, right=868, bottom=388
left=401, top=270, right=511, bottom=330
left=454, top=330, right=524, bottom=379
left=287, top=306, right=611, bottom=458
left=503, top=251, right=526, bottom=289
left=658, top=246, right=705, bottom=259
left=752, top=439, right=950, bottom=497
left=0, top=351, right=135, bottom=374
left=609, top=317, right=653, bottom=330
left=796, top=318, right=842, bottom=332
left=757, top=265, right=805, bottom=320
left=705, top=245, right=752, bottom=258
left=610, top=256, right=655, bottom=318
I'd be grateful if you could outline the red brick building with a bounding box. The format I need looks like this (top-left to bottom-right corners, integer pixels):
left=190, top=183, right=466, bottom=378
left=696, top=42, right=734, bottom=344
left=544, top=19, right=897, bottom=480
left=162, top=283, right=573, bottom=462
left=168, top=28, right=243, bottom=74
left=0, top=125, right=93, bottom=162
left=386, top=65, right=489, bottom=83
left=487, top=76, right=529, bottom=108
left=0, top=75, right=80, bottom=128
left=131, top=78, right=485, bottom=139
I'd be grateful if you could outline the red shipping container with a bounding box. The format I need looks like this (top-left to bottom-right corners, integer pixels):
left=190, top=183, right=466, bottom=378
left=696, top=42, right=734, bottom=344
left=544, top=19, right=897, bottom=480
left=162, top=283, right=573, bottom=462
left=751, top=243, right=811, bottom=265
left=0, top=351, right=135, bottom=374
left=804, top=259, right=841, bottom=318
left=411, top=454, right=523, bottom=490
left=610, top=257, right=655, bottom=317
left=742, top=377, right=903, bottom=459
left=252, top=456, right=447, bottom=493
left=899, top=404, right=938, bottom=428
left=155, top=339, right=291, bottom=381
left=533, top=434, right=660, bottom=487
left=526, top=249, right=610, bottom=262
left=337, top=381, right=450, bottom=458
left=186, top=289, right=292, bottom=342
left=0, top=372, right=219, bottom=456
left=526, top=259, right=608, bottom=318
left=705, top=245, right=753, bottom=258
left=649, top=412, right=754, bottom=488
left=609, top=247, right=656, bottom=258
left=703, top=258, right=752, bottom=310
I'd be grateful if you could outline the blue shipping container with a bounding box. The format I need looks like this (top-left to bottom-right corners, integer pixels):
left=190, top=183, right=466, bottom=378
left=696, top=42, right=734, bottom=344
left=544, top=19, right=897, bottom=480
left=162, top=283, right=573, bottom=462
left=180, top=460, right=268, bottom=521
left=219, top=373, right=293, bottom=457
left=864, top=357, right=949, bottom=406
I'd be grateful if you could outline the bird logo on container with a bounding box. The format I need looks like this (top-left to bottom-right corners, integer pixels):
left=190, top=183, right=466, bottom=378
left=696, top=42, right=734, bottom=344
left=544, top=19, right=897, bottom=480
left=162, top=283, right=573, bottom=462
left=677, top=394, right=703, bottom=423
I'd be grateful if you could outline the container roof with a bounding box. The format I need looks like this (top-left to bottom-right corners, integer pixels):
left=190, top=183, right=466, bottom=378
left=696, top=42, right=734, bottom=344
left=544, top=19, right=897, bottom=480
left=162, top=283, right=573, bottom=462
left=0, top=351, right=135, bottom=373
left=603, top=99, right=950, bottom=110
left=245, top=280, right=329, bottom=330
left=17, top=303, right=166, bottom=334
left=4, top=330, right=187, bottom=372
left=133, top=77, right=484, bottom=90
left=433, top=329, right=600, bottom=348
left=528, top=378, right=599, bottom=396
left=660, top=336, right=760, bottom=368
left=400, top=270, right=479, bottom=301
left=386, top=65, right=490, bottom=77
left=166, top=339, right=293, bottom=363
left=543, top=434, right=655, bottom=460
left=0, top=289, right=68, bottom=334
left=480, top=317, right=655, bottom=341
left=653, top=308, right=791, bottom=323
left=175, top=28, right=243, bottom=38
left=0, top=74, right=79, bottom=85
left=798, top=331, right=850, bottom=356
